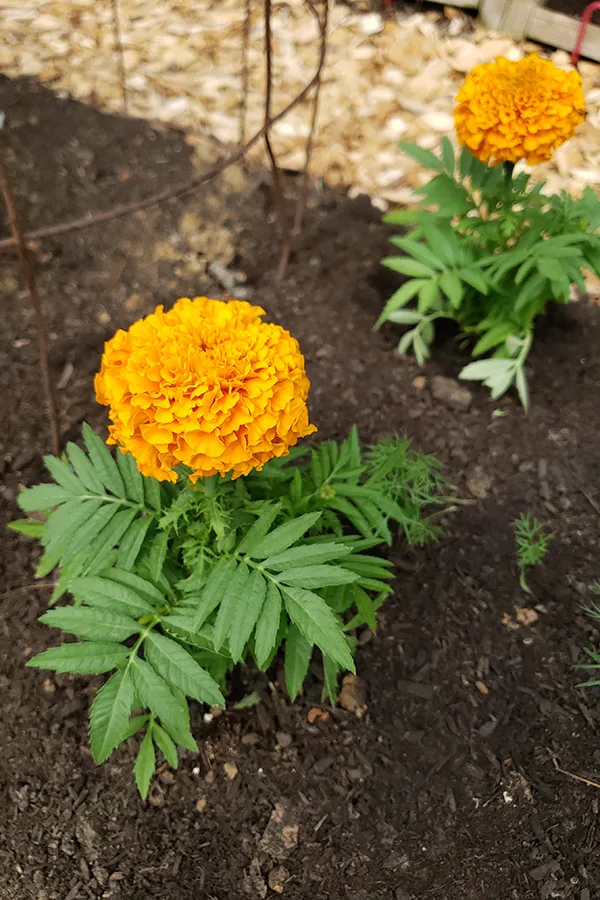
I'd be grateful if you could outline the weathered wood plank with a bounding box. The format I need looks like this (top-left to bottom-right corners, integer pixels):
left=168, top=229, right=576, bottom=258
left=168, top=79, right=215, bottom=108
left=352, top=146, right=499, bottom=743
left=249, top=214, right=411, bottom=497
left=480, top=0, right=538, bottom=36
left=528, top=7, right=600, bottom=63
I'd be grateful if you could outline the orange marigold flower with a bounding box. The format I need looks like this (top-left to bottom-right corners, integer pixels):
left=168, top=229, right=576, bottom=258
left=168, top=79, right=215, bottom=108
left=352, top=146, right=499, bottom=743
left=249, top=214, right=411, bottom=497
left=94, top=297, right=317, bottom=482
left=454, top=54, right=585, bottom=166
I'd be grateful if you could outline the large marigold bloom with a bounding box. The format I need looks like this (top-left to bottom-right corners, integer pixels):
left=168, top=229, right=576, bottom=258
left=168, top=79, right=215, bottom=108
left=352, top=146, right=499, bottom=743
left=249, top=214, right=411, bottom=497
left=95, top=297, right=317, bottom=482
left=454, top=54, right=585, bottom=166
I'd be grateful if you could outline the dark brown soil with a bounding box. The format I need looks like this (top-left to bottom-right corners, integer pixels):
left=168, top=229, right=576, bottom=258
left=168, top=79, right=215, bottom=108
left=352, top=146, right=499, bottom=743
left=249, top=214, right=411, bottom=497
left=2, top=76, right=600, bottom=900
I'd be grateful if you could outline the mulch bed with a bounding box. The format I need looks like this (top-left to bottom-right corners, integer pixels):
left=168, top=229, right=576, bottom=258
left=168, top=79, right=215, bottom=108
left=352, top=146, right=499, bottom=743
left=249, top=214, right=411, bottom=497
left=1, top=76, right=600, bottom=900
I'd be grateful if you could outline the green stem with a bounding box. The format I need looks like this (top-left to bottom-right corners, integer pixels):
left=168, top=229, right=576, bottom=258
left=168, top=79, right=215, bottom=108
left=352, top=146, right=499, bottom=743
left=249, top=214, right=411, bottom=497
left=517, top=330, right=532, bottom=365
left=203, top=474, right=218, bottom=499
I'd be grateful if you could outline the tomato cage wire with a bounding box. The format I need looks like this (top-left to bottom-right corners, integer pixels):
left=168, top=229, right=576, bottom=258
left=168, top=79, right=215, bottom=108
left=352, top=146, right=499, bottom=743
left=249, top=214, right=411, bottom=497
left=572, top=1, right=600, bottom=66
left=381, top=0, right=599, bottom=68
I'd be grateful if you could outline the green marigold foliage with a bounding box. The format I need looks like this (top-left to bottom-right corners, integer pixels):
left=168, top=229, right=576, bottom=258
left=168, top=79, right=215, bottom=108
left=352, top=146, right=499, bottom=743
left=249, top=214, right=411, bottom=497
left=378, top=139, right=600, bottom=408
left=12, top=424, right=447, bottom=797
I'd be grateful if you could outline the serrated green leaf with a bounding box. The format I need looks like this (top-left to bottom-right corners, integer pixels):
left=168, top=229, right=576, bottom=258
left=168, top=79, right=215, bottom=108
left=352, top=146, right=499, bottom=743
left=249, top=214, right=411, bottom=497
left=70, top=575, right=156, bottom=618
left=387, top=309, right=424, bottom=325
left=153, top=723, right=178, bottom=768
left=145, top=631, right=224, bottom=707
left=39, top=607, right=140, bottom=642
left=66, top=442, right=104, bottom=494
left=488, top=369, right=515, bottom=400
left=441, top=136, right=455, bottom=173
left=382, top=208, right=421, bottom=226
left=43, top=455, right=84, bottom=494
left=122, top=714, right=150, bottom=741
left=322, top=653, right=339, bottom=706
left=351, top=585, right=377, bottom=631
left=412, top=332, right=429, bottom=365
left=282, top=585, right=355, bottom=672
left=254, top=580, right=282, bottom=669
left=160, top=615, right=223, bottom=653
left=134, top=727, right=156, bottom=799
left=233, top=691, right=261, bottom=709
left=381, top=257, right=436, bottom=278
left=458, top=267, right=489, bottom=295
left=192, top=557, right=238, bottom=630
left=418, top=280, right=440, bottom=314
left=420, top=221, right=460, bottom=267
left=17, top=483, right=73, bottom=513
left=514, top=257, right=537, bottom=286
left=89, top=668, right=135, bottom=763
left=144, top=475, right=162, bottom=512
left=278, top=565, right=359, bottom=589
left=398, top=141, right=444, bottom=172
left=148, top=530, right=169, bottom=583
left=116, top=450, right=145, bottom=505
left=459, top=359, right=514, bottom=381
left=249, top=512, right=322, bottom=559
left=289, top=468, right=302, bottom=506
left=347, top=425, right=361, bottom=470
left=515, top=272, right=546, bottom=311
left=91, top=507, right=139, bottom=567
left=310, top=448, right=323, bottom=486
left=342, top=555, right=393, bottom=579
left=8, top=519, right=45, bottom=537
left=100, top=568, right=165, bottom=606
left=263, top=543, right=351, bottom=570
left=515, top=366, right=529, bottom=410
left=26, top=641, right=130, bottom=674
left=60, top=502, right=122, bottom=566
left=459, top=146, right=474, bottom=180
left=397, top=329, right=416, bottom=355
left=117, top=515, right=153, bottom=570
left=228, top=570, right=267, bottom=663
left=417, top=174, right=471, bottom=215
left=284, top=624, right=312, bottom=701
left=236, top=502, right=282, bottom=555
left=326, top=497, right=372, bottom=539
left=388, top=237, right=443, bottom=271
left=472, top=324, right=514, bottom=356
left=82, top=423, right=126, bottom=498
left=439, top=270, right=464, bottom=308
left=213, top=561, right=251, bottom=650
left=132, top=656, right=197, bottom=751
left=36, top=499, right=104, bottom=577
left=377, top=279, right=424, bottom=326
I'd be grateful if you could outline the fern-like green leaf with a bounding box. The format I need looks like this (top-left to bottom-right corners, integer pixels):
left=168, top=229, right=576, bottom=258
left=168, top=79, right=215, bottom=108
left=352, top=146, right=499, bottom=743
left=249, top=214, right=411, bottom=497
left=284, top=624, right=312, bottom=701
left=254, top=580, right=282, bottom=669
left=89, top=668, right=135, bottom=763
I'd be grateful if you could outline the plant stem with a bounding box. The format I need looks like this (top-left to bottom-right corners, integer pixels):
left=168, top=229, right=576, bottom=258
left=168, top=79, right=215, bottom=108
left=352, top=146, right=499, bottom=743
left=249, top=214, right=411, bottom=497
left=203, top=475, right=218, bottom=499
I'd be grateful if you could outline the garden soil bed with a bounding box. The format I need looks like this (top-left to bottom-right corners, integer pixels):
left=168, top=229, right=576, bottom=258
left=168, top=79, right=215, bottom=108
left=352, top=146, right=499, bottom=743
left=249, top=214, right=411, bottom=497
left=1, top=77, right=600, bottom=900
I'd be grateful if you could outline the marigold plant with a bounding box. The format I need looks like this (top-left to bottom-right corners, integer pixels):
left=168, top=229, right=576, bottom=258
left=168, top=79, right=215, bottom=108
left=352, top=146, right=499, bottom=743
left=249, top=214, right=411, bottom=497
left=379, top=55, right=599, bottom=408
left=95, top=297, right=316, bottom=482
left=12, top=298, right=449, bottom=798
left=455, top=54, right=585, bottom=166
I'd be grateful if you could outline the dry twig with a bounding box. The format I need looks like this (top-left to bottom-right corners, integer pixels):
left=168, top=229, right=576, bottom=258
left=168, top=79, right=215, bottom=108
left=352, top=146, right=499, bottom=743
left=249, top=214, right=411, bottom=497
left=294, top=0, right=329, bottom=234
left=240, top=0, right=252, bottom=147
left=553, top=759, right=600, bottom=791
left=111, top=0, right=128, bottom=113
left=0, top=163, right=60, bottom=456
left=263, top=0, right=291, bottom=283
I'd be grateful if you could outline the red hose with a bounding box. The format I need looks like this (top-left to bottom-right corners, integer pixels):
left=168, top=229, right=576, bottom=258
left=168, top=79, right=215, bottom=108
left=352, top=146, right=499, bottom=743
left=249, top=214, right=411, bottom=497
left=571, top=1, right=600, bottom=66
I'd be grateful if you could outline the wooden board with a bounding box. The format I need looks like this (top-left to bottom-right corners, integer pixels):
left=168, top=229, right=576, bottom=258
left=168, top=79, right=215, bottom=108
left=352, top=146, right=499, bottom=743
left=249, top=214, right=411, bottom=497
left=420, top=0, right=600, bottom=63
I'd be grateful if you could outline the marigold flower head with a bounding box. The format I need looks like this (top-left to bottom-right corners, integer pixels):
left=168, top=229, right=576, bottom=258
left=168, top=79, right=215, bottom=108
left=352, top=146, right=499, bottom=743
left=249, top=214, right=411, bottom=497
left=454, top=54, right=585, bottom=166
left=95, top=297, right=317, bottom=482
